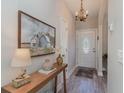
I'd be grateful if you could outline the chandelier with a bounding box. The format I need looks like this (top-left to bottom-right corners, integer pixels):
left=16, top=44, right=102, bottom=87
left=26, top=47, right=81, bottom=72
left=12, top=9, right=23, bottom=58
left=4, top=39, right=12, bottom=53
left=75, top=0, right=88, bottom=21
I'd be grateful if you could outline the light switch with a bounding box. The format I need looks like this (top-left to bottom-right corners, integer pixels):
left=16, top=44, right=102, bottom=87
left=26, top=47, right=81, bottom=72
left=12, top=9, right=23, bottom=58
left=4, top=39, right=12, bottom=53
left=117, top=49, right=123, bottom=64
left=109, top=24, right=114, bottom=32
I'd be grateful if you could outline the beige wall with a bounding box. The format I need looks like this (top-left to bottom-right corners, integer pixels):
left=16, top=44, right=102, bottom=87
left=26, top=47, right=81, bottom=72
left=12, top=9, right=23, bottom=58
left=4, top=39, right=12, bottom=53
left=56, top=0, right=76, bottom=75
left=108, top=0, right=123, bottom=92
left=76, top=17, right=98, bottom=30
left=102, top=15, right=108, bottom=55
left=102, top=0, right=108, bottom=55
left=1, top=0, right=76, bottom=92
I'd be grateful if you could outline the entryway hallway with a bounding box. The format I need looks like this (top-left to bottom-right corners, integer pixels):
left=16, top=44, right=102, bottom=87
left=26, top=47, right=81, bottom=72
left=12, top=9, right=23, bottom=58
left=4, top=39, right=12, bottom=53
left=59, top=67, right=107, bottom=93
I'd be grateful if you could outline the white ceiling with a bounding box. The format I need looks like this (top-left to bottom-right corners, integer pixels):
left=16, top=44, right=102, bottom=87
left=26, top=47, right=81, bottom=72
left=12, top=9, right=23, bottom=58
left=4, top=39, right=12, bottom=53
left=64, top=0, right=100, bottom=18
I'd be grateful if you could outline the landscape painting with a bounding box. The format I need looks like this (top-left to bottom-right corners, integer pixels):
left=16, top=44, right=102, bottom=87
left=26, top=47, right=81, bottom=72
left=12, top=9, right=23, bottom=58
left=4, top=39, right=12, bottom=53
left=18, top=11, right=56, bottom=57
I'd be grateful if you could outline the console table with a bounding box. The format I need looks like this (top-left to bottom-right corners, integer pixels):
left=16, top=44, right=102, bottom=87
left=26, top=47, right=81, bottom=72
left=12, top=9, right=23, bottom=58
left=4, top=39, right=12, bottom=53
left=2, top=63, right=68, bottom=93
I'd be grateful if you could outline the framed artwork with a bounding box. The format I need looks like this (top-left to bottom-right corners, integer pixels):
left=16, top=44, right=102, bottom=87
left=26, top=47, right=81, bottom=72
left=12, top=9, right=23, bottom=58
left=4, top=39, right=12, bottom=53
left=18, top=10, right=56, bottom=57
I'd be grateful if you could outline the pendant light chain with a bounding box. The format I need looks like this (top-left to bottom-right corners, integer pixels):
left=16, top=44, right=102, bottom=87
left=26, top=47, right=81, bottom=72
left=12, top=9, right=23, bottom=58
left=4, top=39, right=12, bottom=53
left=81, top=0, right=83, bottom=10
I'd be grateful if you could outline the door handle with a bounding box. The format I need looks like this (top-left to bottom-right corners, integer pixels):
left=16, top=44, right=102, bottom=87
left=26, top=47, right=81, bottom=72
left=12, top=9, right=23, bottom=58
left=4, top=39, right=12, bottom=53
left=92, top=48, right=96, bottom=52
left=93, top=50, right=96, bottom=52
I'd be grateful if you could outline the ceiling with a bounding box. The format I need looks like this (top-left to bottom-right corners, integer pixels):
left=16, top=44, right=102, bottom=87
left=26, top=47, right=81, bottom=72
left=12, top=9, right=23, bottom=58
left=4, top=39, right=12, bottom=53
left=64, top=0, right=100, bottom=18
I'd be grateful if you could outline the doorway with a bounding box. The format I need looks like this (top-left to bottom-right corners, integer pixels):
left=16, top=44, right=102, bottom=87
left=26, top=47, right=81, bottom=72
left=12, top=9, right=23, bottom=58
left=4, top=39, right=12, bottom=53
left=76, top=29, right=97, bottom=69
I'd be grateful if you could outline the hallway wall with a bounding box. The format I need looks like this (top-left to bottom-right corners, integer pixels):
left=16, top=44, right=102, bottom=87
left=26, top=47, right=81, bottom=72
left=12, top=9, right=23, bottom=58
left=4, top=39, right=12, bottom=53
left=108, top=0, right=123, bottom=92
left=76, top=17, right=98, bottom=30
left=1, top=0, right=76, bottom=92
left=102, top=15, right=108, bottom=55
left=56, top=0, right=76, bottom=77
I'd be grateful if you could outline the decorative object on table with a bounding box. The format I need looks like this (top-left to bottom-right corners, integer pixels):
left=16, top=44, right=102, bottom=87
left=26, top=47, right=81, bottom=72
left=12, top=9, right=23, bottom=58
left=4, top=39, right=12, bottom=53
left=11, top=49, right=31, bottom=88
left=75, top=0, right=88, bottom=22
left=12, top=74, right=31, bottom=88
left=42, top=59, right=53, bottom=71
left=38, top=68, right=56, bottom=75
left=56, top=54, right=63, bottom=66
left=18, top=10, right=56, bottom=57
left=55, top=48, right=63, bottom=65
left=38, top=59, right=56, bottom=74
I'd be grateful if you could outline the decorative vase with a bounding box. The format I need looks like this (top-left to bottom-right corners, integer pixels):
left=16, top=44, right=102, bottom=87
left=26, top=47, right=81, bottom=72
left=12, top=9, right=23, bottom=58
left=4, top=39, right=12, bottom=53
left=56, top=54, right=63, bottom=65
left=42, top=59, right=53, bottom=71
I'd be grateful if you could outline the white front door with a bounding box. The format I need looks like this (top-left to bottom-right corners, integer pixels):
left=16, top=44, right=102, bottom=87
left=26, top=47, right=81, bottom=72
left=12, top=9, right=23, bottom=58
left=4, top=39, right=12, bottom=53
left=77, top=29, right=97, bottom=68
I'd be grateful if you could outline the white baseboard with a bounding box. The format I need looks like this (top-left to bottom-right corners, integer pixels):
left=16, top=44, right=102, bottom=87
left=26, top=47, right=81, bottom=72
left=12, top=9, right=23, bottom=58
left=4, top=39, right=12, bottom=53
left=98, top=71, right=103, bottom=77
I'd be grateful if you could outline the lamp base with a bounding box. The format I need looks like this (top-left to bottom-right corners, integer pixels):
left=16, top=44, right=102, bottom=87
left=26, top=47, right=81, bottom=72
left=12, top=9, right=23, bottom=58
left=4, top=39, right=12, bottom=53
left=16, top=69, right=27, bottom=79
left=12, top=69, right=31, bottom=88
left=12, top=74, right=31, bottom=88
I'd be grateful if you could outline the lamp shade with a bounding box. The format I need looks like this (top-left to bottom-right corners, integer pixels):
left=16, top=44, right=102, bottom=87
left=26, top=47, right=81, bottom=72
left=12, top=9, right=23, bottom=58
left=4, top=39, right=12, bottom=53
left=11, top=49, right=31, bottom=67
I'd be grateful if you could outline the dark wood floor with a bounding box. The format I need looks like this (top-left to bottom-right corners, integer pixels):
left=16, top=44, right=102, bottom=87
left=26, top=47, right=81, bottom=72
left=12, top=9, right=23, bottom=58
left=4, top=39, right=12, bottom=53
left=58, top=69, right=107, bottom=93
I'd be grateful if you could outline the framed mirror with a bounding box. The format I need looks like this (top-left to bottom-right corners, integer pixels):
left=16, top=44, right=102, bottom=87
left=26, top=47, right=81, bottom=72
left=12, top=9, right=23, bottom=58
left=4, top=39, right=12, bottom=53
left=18, top=10, right=56, bottom=57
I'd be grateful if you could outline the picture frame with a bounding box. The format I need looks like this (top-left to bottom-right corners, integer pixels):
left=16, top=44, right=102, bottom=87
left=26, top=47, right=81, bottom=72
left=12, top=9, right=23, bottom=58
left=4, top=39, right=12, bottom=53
left=18, top=10, right=56, bottom=57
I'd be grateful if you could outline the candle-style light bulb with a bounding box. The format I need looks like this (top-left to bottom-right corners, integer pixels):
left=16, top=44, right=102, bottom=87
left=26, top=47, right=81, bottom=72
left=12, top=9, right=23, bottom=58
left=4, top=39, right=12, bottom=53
left=86, top=10, right=88, bottom=15
left=75, top=11, right=78, bottom=16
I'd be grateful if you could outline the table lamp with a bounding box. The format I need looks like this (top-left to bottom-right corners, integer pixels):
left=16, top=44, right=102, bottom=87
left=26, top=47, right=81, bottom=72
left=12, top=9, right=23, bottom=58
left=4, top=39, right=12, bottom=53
left=11, top=48, right=31, bottom=79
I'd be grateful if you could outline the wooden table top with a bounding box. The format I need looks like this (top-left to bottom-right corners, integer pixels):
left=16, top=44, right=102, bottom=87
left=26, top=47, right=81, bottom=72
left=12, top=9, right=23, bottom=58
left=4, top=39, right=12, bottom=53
left=2, top=63, right=67, bottom=93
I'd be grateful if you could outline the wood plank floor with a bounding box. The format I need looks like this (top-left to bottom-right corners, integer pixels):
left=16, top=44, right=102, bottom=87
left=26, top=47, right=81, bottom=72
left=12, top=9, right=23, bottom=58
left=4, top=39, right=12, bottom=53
left=58, top=69, right=107, bottom=93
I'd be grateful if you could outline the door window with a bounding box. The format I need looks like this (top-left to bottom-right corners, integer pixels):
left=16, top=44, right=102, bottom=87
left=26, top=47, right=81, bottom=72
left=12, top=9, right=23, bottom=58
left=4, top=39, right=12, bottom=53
left=83, top=38, right=90, bottom=54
